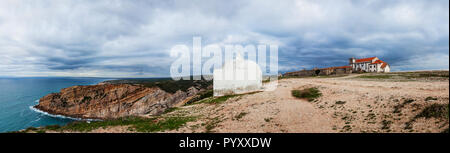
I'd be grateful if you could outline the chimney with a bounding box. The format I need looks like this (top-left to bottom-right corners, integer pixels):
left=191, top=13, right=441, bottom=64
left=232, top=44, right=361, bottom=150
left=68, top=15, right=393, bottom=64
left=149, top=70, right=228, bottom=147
left=349, top=57, right=355, bottom=65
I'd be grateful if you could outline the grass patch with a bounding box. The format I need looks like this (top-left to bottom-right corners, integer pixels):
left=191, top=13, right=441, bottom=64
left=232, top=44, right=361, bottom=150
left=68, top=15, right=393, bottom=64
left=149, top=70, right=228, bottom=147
left=205, top=117, right=222, bottom=133
left=105, top=77, right=212, bottom=94
left=335, top=101, right=346, bottom=105
left=234, top=112, right=248, bottom=120
left=25, top=127, right=38, bottom=132
left=414, top=104, right=449, bottom=119
left=442, top=128, right=449, bottom=133
left=264, top=117, right=273, bottom=122
left=198, top=94, right=240, bottom=105
left=357, top=75, right=392, bottom=79
left=393, top=98, right=415, bottom=113
left=132, top=116, right=196, bottom=132
left=398, top=71, right=449, bottom=79
left=162, top=107, right=179, bottom=114
left=291, top=87, right=322, bottom=102
left=43, top=125, right=61, bottom=131
left=405, top=104, right=449, bottom=130
left=425, top=97, right=438, bottom=101
left=404, top=98, right=415, bottom=104
left=381, top=120, right=393, bottom=130
left=192, top=91, right=260, bottom=105
left=37, top=116, right=195, bottom=132
left=262, top=79, right=271, bottom=83
left=185, top=90, right=213, bottom=105
left=279, top=74, right=348, bottom=80
left=355, top=71, right=449, bottom=81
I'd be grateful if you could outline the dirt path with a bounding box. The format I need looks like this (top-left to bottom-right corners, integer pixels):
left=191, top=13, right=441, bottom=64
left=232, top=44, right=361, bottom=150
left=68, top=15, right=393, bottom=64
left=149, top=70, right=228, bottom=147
left=210, top=80, right=336, bottom=133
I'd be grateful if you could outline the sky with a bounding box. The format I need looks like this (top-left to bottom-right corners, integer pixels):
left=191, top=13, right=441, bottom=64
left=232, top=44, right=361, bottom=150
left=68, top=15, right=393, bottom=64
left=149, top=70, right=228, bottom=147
left=0, top=0, right=448, bottom=77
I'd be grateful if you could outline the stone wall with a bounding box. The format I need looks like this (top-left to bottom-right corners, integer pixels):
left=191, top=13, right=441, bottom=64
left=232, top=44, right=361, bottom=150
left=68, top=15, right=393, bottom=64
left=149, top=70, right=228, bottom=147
left=283, top=69, right=318, bottom=77
left=283, top=67, right=352, bottom=77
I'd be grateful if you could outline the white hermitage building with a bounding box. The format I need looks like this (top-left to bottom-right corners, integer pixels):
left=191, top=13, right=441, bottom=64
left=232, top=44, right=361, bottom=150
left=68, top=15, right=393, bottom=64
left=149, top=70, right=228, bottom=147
left=349, top=57, right=390, bottom=73
left=213, top=54, right=262, bottom=97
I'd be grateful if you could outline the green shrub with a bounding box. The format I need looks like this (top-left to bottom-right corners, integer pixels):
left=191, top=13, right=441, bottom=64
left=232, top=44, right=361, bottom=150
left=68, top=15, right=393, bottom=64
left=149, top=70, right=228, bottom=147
left=44, top=125, right=61, bottom=131
left=442, top=128, right=449, bottom=133
left=381, top=120, right=393, bottom=130
left=44, top=116, right=196, bottom=132
left=335, top=101, right=346, bottom=105
left=132, top=116, right=196, bottom=132
left=185, top=90, right=213, bottom=105
left=292, top=87, right=322, bottom=101
left=425, top=97, right=438, bottom=101
left=162, top=107, right=179, bottom=114
left=415, top=104, right=449, bottom=119
left=205, top=117, right=222, bottom=133
left=357, top=75, right=392, bottom=79
left=234, top=112, right=248, bottom=120
left=405, top=104, right=449, bottom=130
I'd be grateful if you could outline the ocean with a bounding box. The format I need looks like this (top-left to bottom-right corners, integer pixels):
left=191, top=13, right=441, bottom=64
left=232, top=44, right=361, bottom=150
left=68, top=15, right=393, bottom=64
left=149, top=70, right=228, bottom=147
left=0, top=77, right=109, bottom=132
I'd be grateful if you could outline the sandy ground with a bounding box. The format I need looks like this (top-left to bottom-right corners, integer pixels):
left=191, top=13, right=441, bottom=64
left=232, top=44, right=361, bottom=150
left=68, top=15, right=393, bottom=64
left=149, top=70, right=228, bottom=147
left=165, top=74, right=449, bottom=133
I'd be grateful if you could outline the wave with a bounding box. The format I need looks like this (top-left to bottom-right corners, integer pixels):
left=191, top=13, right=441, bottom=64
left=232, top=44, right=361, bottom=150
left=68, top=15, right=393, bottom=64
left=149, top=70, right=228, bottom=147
left=29, top=104, right=101, bottom=122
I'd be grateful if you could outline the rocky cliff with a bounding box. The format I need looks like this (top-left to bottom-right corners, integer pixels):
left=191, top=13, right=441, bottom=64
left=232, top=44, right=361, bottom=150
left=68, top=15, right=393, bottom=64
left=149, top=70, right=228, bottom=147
left=34, top=82, right=209, bottom=119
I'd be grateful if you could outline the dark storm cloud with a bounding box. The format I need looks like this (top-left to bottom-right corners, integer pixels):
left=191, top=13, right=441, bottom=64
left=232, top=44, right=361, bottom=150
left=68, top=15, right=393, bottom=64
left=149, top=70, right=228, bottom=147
left=0, top=0, right=448, bottom=77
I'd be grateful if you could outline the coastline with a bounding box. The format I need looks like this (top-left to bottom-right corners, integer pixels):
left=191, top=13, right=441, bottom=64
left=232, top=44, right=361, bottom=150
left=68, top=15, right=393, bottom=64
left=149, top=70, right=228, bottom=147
left=26, top=78, right=111, bottom=123
left=30, top=103, right=102, bottom=121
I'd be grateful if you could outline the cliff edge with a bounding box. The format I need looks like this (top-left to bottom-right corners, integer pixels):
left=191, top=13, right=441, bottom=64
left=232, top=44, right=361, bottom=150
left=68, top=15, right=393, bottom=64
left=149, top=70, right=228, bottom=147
left=34, top=80, right=211, bottom=119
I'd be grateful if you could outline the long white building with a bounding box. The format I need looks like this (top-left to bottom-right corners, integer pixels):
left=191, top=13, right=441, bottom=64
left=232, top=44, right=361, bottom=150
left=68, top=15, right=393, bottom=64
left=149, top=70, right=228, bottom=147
left=349, top=57, right=390, bottom=73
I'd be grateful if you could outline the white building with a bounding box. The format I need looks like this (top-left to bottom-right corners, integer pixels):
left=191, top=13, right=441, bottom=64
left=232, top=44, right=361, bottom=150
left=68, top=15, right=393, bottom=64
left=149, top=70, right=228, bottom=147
left=349, top=57, right=390, bottom=73
left=213, top=54, right=262, bottom=97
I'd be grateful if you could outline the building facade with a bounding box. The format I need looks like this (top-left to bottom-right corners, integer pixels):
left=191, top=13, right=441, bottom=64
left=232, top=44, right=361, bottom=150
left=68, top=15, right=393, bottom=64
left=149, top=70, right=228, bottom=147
left=213, top=54, right=262, bottom=97
left=349, top=57, right=390, bottom=73
left=283, top=56, right=391, bottom=77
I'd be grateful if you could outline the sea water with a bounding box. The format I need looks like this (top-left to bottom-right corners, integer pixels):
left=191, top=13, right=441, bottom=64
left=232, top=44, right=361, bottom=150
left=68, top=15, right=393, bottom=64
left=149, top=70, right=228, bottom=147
left=0, top=77, right=109, bottom=132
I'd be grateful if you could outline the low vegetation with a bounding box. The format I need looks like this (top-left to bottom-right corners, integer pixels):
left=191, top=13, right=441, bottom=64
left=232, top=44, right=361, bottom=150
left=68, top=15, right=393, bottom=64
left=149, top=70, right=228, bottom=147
left=425, top=97, right=438, bottom=101
left=405, top=104, right=449, bottom=130
left=443, top=128, right=449, bottom=133
left=414, top=104, right=449, bottom=119
left=234, top=112, right=248, bottom=120
left=356, top=71, right=449, bottom=81
left=190, top=91, right=260, bottom=105
left=335, top=101, right=346, bottom=105
left=18, top=116, right=196, bottom=133
left=393, top=98, right=415, bottom=113
left=279, top=74, right=348, bottom=80
left=292, top=87, right=322, bottom=102
left=357, top=75, right=392, bottom=79
left=185, top=90, right=213, bottom=105
left=194, top=94, right=241, bottom=105
left=105, top=77, right=212, bottom=93
left=205, top=116, right=222, bottom=133
left=381, top=120, right=393, bottom=130
left=162, top=107, right=180, bottom=114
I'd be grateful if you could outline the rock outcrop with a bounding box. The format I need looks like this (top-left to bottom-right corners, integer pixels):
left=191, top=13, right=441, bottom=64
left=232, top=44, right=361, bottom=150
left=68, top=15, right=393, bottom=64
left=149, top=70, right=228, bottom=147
left=34, top=83, right=206, bottom=119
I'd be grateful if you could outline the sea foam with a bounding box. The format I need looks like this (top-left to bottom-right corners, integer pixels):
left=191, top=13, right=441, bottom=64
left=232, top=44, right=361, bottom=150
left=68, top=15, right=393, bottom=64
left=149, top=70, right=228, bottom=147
left=29, top=102, right=101, bottom=121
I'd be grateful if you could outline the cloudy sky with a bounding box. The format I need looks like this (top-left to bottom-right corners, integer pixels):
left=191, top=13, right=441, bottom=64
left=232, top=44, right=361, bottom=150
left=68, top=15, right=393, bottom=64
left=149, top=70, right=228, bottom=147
left=0, top=0, right=448, bottom=77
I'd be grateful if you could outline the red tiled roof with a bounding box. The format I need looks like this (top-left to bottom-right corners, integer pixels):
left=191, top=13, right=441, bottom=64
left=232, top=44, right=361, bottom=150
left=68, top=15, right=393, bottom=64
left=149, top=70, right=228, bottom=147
left=355, top=57, right=376, bottom=63
left=381, top=62, right=388, bottom=68
left=371, top=60, right=388, bottom=68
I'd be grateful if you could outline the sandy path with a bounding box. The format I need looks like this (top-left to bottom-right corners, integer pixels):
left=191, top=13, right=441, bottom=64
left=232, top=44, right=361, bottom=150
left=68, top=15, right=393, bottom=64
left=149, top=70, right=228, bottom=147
left=178, top=75, right=448, bottom=133
left=211, top=81, right=336, bottom=133
left=106, top=74, right=448, bottom=133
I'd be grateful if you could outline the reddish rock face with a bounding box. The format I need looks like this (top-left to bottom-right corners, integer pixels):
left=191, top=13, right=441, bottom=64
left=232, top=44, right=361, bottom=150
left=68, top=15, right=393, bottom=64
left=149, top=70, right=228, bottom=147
left=35, top=83, right=202, bottom=119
